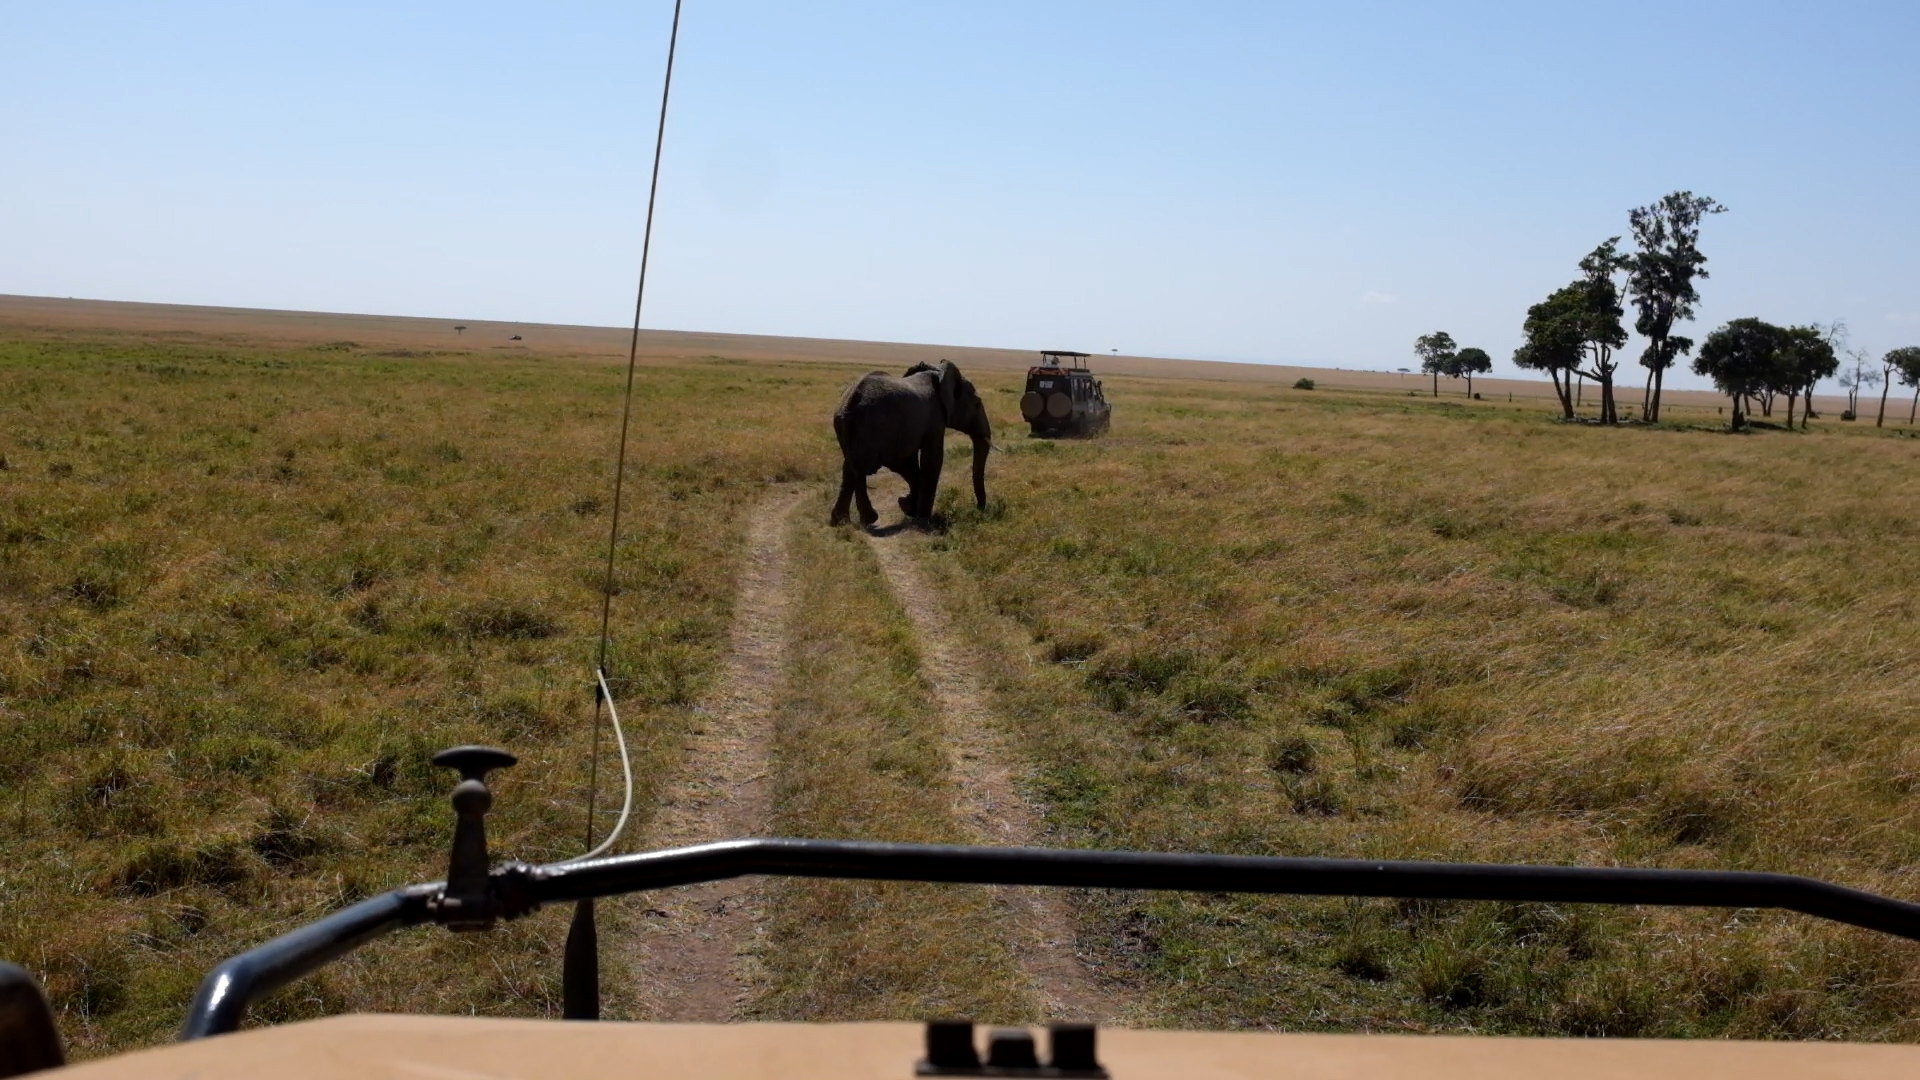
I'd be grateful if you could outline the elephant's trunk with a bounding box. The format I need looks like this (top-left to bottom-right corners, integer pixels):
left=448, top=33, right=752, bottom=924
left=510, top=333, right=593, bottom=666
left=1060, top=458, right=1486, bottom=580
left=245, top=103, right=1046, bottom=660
left=970, top=429, right=990, bottom=510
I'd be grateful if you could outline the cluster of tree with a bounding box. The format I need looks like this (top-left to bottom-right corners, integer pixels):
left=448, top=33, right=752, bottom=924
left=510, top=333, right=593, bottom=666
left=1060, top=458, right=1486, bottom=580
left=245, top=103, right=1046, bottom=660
left=1504, top=192, right=1726, bottom=424
left=1413, top=332, right=1492, bottom=398
left=1418, top=188, right=1920, bottom=432
left=1691, top=319, right=1840, bottom=430
left=1835, top=342, right=1920, bottom=428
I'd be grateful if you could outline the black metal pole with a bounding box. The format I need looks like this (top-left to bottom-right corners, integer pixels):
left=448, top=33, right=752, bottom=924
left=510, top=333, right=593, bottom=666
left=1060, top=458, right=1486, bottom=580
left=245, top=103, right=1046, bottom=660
left=181, top=838, right=1920, bottom=1041
left=180, top=885, right=436, bottom=1040
left=523, top=839, right=1920, bottom=943
left=561, top=897, right=601, bottom=1020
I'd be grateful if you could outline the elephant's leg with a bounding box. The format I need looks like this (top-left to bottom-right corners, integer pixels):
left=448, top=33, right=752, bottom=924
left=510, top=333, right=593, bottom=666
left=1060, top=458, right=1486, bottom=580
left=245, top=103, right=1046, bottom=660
left=891, top=456, right=921, bottom=516
left=830, top=463, right=858, bottom=525
left=915, top=439, right=945, bottom=519
left=852, top=469, right=879, bottom=526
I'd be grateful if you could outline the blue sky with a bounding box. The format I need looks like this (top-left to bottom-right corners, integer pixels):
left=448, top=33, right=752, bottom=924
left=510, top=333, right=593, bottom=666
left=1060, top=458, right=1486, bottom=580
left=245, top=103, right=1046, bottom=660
left=5, top=2, right=1917, bottom=386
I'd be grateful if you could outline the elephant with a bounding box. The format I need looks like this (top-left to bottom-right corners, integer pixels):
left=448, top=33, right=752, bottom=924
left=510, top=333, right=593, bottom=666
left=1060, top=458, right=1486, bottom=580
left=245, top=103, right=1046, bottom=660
left=830, top=360, right=991, bottom=526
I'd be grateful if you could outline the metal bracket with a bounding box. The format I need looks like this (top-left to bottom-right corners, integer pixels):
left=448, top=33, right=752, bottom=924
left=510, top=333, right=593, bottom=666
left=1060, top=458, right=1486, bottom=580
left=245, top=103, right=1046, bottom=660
left=427, top=746, right=517, bottom=931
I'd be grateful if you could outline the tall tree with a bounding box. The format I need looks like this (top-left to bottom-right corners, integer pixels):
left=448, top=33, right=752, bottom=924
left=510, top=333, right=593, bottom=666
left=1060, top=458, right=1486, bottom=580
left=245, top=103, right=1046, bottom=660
left=1513, top=286, right=1586, bottom=420
left=1454, top=347, right=1492, bottom=398
left=1839, top=345, right=1881, bottom=418
left=1776, top=326, right=1838, bottom=430
left=1626, top=192, right=1727, bottom=422
left=1414, top=332, right=1457, bottom=398
left=1695, top=318, right=1785, bottom=430
left=1888, top=346, right=1920, bottom=426
left=1568, top=240, right=1630, bottom=424
left=1804, top=321, right=1849, bottom=421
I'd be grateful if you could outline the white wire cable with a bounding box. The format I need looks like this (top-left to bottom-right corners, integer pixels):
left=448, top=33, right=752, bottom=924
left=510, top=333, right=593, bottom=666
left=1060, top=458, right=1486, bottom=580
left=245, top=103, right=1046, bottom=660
left=558, top=668, right=634, bottom=865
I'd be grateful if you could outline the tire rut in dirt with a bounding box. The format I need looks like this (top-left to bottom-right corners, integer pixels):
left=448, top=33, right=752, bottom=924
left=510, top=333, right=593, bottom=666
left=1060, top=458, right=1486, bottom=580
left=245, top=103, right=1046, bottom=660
left=627, top=486, right=806, bottom=1021
left=860, top=488, right=1123, bottom=1023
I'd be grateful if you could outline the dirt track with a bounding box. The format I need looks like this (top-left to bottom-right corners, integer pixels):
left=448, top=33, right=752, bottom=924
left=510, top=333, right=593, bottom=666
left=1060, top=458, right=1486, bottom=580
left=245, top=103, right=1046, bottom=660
left=628, top=488, right=805, bottom=1021
left=624, top=476, right=1115, bottom=1022
left=862, top=480, right=1121, bottom=1023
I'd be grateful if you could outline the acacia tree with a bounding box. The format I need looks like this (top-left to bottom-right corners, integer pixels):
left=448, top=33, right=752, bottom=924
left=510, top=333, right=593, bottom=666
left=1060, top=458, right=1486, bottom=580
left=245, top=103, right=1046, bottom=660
left=1839, top=346, right=1881, bottom=418
left=1888, top=346, right=1920, bottom=426
left=1514, top=286, right=1586, bottom=419
left=1453, top=347, right=1492, bottom=398
left=1627, top=192, right=1726, bottom=422
left=1414, top=332, right=1457, bottom=398
left=1803, top=321, right=1849, bottom=422
left=1567, top=240, right=1630, bottom=424
left=1776, top=326, right=1838, bottom=430
left=1695, top=318, right=1785, bottom=430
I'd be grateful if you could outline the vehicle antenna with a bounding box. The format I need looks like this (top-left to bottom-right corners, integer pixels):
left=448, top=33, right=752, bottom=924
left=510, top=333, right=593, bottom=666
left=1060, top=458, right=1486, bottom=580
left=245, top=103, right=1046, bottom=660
left=563, top=0, right=684, bottom=1022
left=587, top=0, right=684, bottom=857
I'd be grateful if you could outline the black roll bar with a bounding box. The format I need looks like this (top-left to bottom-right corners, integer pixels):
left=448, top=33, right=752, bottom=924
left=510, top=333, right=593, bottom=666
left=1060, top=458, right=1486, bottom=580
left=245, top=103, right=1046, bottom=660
left=181, top=837, right=1920, bottom=1040
left=180, top=884, right=438, bottom=1040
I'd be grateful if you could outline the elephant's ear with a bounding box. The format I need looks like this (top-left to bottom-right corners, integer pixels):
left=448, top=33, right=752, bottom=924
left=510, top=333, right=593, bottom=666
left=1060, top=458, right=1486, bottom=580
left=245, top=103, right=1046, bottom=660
left=937, top=361, right=961, bottom=423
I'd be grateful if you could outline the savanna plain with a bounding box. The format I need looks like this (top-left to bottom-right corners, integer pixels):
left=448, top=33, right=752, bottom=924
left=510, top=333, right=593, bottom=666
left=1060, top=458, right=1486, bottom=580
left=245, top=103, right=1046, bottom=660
left=2, top=318, right=1918, bottom=1058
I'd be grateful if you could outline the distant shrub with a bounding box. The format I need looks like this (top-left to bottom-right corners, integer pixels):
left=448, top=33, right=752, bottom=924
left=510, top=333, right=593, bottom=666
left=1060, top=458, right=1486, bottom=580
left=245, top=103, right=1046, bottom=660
left=1293, top=378, right=1316, bottom=390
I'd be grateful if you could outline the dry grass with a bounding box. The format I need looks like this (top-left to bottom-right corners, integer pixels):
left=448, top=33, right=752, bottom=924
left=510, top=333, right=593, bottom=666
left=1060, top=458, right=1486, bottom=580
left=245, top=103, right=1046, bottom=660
left=0, top=332, right=836, bottom=1054
left=5, top=322, right=1919, bottom=1052
left=924, top=379, right=1920, bottom=1038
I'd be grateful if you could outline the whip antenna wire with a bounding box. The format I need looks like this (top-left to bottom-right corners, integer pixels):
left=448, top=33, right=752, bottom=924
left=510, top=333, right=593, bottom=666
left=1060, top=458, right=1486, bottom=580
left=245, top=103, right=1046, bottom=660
left=585, top=0, right=684, bottom=857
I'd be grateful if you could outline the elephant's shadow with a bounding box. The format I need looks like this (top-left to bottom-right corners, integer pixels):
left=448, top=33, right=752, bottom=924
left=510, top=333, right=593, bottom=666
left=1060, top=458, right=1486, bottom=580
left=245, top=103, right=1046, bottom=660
left=865, top=513, right=950, bottom=538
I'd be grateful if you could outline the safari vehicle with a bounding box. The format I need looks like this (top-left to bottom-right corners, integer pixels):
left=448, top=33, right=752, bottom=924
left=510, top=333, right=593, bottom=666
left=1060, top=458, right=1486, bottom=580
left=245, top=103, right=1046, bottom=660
left=6, top=743, right=1920, bottom=1078
left=1020, top=351, right=1111, bottom=437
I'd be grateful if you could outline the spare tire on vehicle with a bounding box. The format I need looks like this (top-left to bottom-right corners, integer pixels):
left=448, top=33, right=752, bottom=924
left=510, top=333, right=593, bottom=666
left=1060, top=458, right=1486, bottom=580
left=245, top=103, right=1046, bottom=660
left=1046, top=392, right=1072, bottom=419
left=1020, top=391, right=1045, bottom=421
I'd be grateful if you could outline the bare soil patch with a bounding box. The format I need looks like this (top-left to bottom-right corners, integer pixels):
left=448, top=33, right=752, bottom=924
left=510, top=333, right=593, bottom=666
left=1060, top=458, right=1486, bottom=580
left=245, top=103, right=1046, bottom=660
left=627, top=487, right=806, bottom=1021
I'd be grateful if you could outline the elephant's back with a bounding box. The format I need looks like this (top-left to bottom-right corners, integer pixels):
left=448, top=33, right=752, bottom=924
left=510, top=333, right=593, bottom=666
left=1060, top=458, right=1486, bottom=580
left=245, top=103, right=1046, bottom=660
left=835, top=371, right=924, bottom=421
left=834, top=371, right=932, bottom=468
left=834, top=372, right=894, bottom=452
